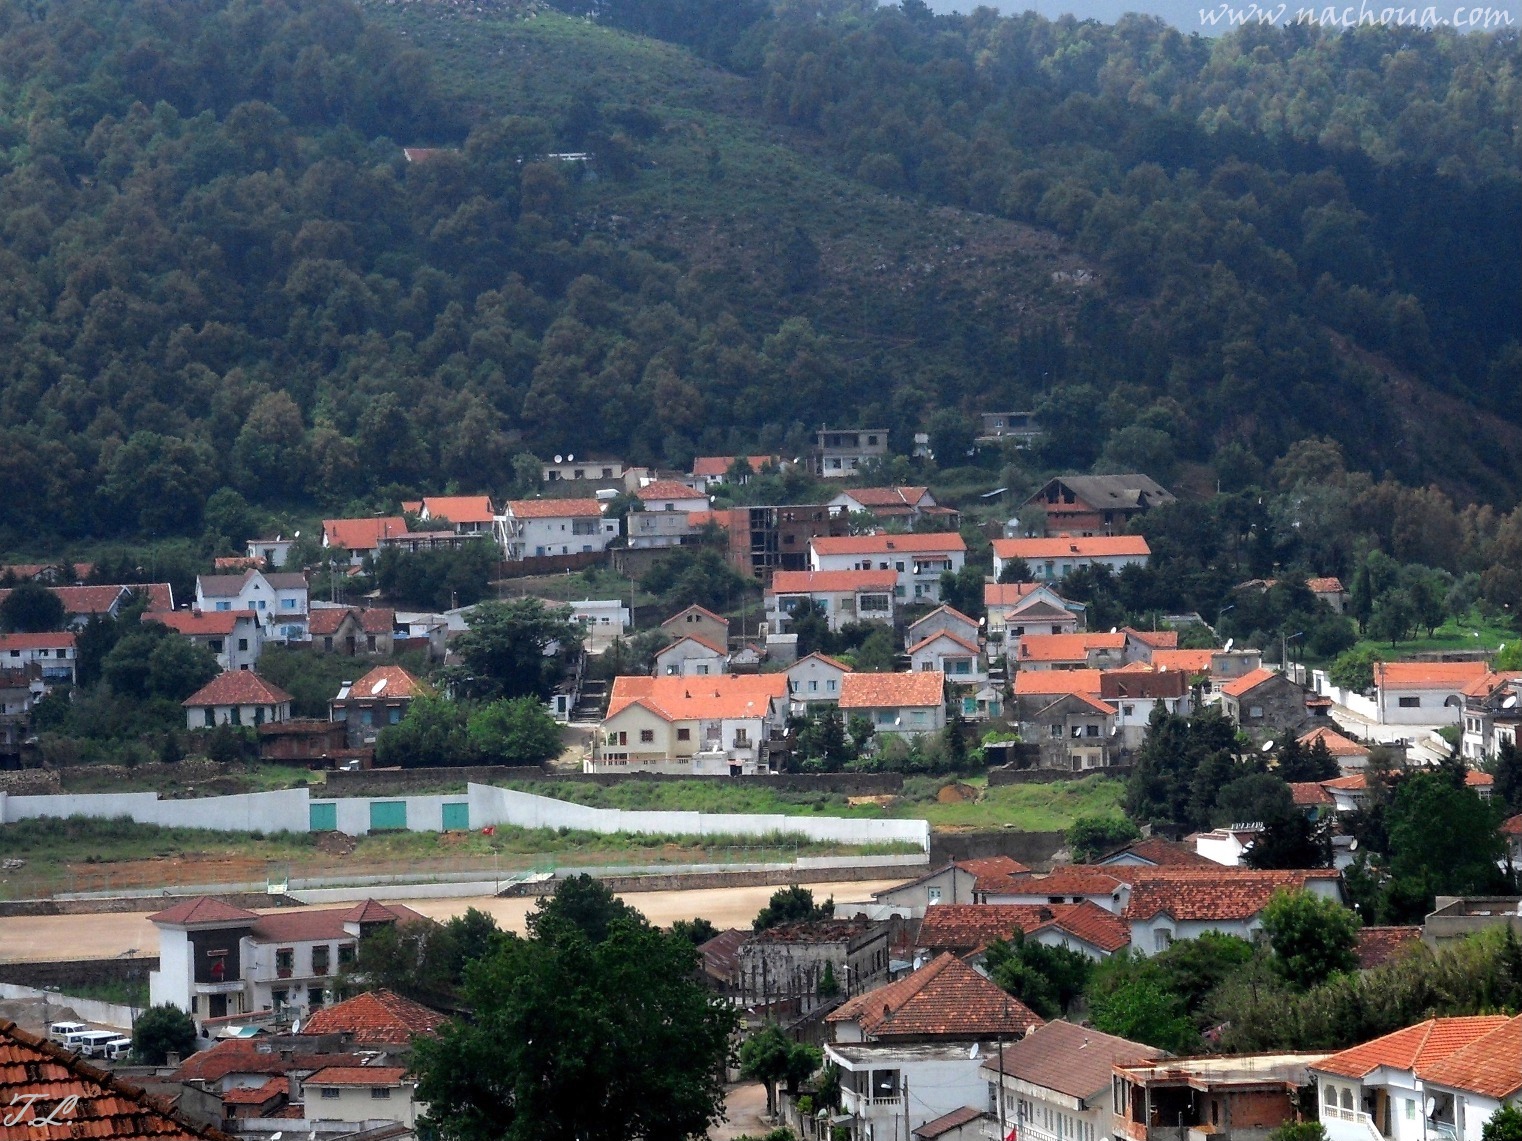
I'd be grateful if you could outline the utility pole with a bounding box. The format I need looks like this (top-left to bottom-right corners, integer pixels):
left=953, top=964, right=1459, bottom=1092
left=903, top=1074, right=910, bottom=1141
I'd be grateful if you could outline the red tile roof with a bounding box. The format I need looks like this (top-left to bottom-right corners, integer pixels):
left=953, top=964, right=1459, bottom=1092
left=917, top=905, right=1056, bottom=952
left=221, top=1077, right=288, bottom=1105
left=0, top=632, right=76, bottom=650
left=605, top=674, right=787, bottom=721
left=840, top=486, right=932, bottom=508
left=0, top=1020, right=231, bottom=1141
left=955, top=856, right=1031, bottom=879
left=696, top=928, right=749, bottom=980
left=340, top=666, right=431, bottom=701
left=661, top=604, right=728, bottom=628
left=1149, top=649, right=1217, bottom=673
left=1503, top=813, right=1522, bottom=837
left=827, top=953, right=1043, bottom=1039
left=1416, top=1014, right=1522, bottom=1099
left=1124, top=628, right=1179, bottom=649
left=1018, top=633, right=1125, bottom=661
left=304, top=1066, right=409, bottom=1087
left=1316, top=1016, right=1512, bottom=1079
left=418, top=495, right=494, bottom=524
left=183, top=672, right=292, bottom=708
left=1100, top=670, right=1189, bottom=700
left=1355, top=926, right=1423, bottom=970
left=1099, top=837, right=1216, bottom=868
left=504, top=497, right=604, bottom=519
left=635, top=480, right=706, bottom=501
left=1012, top=669, right=1103, bottom=697
left=1028, top=900, right=1132, bottom=953
left=839, top=671, right=945, bottom=710
left=323, top=517, right=408, bottom=551
left=656, top=633, right=728, bottom=656
left=984, top=583, right=1045, bottom=606
left=1306, top=577, right=1346, bottom=594
left=811, top=533, right=966, bottom=556
left=1289, top=781, right=1335, bottom=807
left=915, top=1107, right=987, bottom=1139
left=1323, top=770, right=1491, bottom=791
left=151, top=611, right=248, bottom=636
left=982, top=1018, right=1162, bottom=1097
left=1219, top=667, right=1284, bottom=698
left=907, top=630, right=980, bottom=657
left=307, top=608, right=355, bottom=636
left=987, top=867, right=1127, bottom=900
left=168, top=1041, right=368, bottom=1084
left=1122, top=869, right=1343, bottom=922
left=770, top=569, right=900, bottom=594
left=147, top=897, right=261, bottom=926
left=992, top=536, right=1150, bottom=560
left=1373, top=660, right=1491, bottom=690
left=300, top=990, right=446, bottom=1045
left=1298, top=726, right=1368, bottom=756
left=692, top=455, right=773, bottom=478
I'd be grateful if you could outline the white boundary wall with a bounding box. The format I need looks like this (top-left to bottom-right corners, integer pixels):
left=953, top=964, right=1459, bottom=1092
left=0, top=784, right=930, bottom=852
left=0, top=982, right=137, bottom=1031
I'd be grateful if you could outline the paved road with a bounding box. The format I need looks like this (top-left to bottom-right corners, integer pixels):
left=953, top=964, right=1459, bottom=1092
left=710, top=1082, right=770, bottom=1140
left=0, top=879, right=904, bottom=963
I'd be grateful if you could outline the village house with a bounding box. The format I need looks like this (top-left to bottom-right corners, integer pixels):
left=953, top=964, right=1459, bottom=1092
left=1010, top=669, right=1106, bottom=740
left=659, top=603, right=729, bottom=649
left=766, top=568, right=899, bottom=632
left=653, top=633, right=730, bottom=676
left=738, top=918, right=891, bottom=1020
left=592, top=673, right=788, bottom=775
left=0, top=631, right=76, bottom=685
left=985, top=582, right=1084, bottom=644
left=0, top=560, right=92, bottom=583
left=246, top=535, right=297, bottom=569
left=692, top=455, right=776, bottom=488
left=787, top=651, right=853, bottom=708
left=1113, top=1053, right=1330, bottom=1141
left=307, top=606, right=398, bottom=656
left=1220, top=668, right=1317, bottom=739
left=828, top=486, right=958, bottom=528
left=0, top=582, right=174, bottom=626
left=626, top=506, right=706, bottom=549
left=330, top=665, right=432, bottom=749
left=497, top=497, right=617, bottom=559
left=322, top=517, right=408, bottom=566
left=183, top=671, right=292, bottom=730
left=153, top=610, right=265, bottom=672
left=1017, top=474, right=1175, bottom=537
left=148, top=895, right=426, bottom=1021
left=402, top=494, right=496, bottom=537
left=1017, top=632, right=1128, bottom=671
left=840, top=671, right=947, bottom=738
left=1308, top=576, right=1349, bottom=613
left=302, top=1065, right=421, bottom=1128
left=1313, top=1015, right=1518, bottom=1141
left=1373, top=661, right=1492, bottom=726
left=1459, top=671, right=1522, bottom=759
left=810, top=532, right=967, bottom=604
left=635, top=479, right=710, bottom=514
left=825, top=954, right=1042, bottom=1141
left=986, top=1019, right=1163, bottom=1141
left=813, top=427, right=890, bottom=477
left=542, top=455, right=625, bottom=483
left=1101, top=669, right=1192, bottom=750
left=992, top=536, right=1151, bottom=583
left=1150, top=647, right=1265, bottom=700
left=196, top=569, right=309, bottom=643
left=977, top=410, right=1042, bottom=445
left=1299, top=725, right=1371, bottom=772
left=563, top=598, right=630, bottom=653
left=1122, top=868, right=1344, bottom=954
left=909, top=630, right=986, bottom=687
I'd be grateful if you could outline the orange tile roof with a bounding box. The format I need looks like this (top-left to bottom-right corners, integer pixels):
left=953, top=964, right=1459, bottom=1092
left=1306, top=577, right=1346, bottom=594
left=1125, top=628, right=1179, bottom=649
left=692, top=455, right=773, bottom=477
left=1316, top=1016, right=1512, bottom=1079
left=1012, top=669, right=1102, bottom=696
left=917, top=905, right=1055, bottom=952
left=307, top=608, right=356, bottom=636
left=183, top=672, right=292, bottom=708
left=1323, top=770, right=1491, bottom=791
left=340, top=666, right=432, bottom=701
left=1219, top=667, right=1284, bottom=697
left=916, top=1107, right=987, bottom=1140
left=1417, top=1014, right=1522, bottom=1098
left=1122, top=869, right=1342, bottom=922
left=0, top=1020, right=231, bottom=1141
left=0, top=584, right=130, bottom=618
left=992, top=536, right=1150, bottom=560
left=147, top=897, right=261, bottom=926
left=1355, top=926, right=1423, bottom=970
left=150, top=611, right=248, bottom=636
left=1298, top=726, right=1368, bottom=756
left=305, top=1066, right=409, bottom=1087
left=323, top=517, right=408, bottom=551
left=221, top=1076, right=288, bottom=1105
left=1149, top=649, right=1217, bottom=673
left=1099, top=837, right=1216, bottom=867
left=1503, top=813, right=1522, bottom=836
left=0, top=632, right=76, bottom=650
left=839, top=486, right=931, bottom=508
left=300, top=990, right=447, bottom=1046
left=1028, top=900, right=1132, bottom=953
left=1289, top=781, right=1335, bottom=807
left=770, top=569, right=900, bottom=594
left=168, top=1040, right=367, bottom=1084
left=987, top=867, right=1127, bottom=899
left=636, top=480, right=706, bottom=501
left=907, top=630, right=981, bottom=657
left=1018, top=632, right=1126, bottom=661
left=811, top=533, right=966, bottom=556
left=984, top=583, right=1045, bottom=606
left=605, top=674, right=787, bottom=721
left=1374, top=660, right=1491, bottom=689
left=418, top=495, right=495, bottom=523
left=1460, top=670, right=1522, bottom=698
left=826, top=952, right=1043, bottom=1039
left=504, top=497, right=603, bottom=519
left=839, top=671, right=945, bottom=710
left=955, top=856, right=1031, bottom=879
left=656, top=633, right=728, bottom=656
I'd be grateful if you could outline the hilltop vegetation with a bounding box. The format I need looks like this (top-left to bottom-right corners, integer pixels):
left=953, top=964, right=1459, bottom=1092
left=0, top=0, right=1515, bottom=547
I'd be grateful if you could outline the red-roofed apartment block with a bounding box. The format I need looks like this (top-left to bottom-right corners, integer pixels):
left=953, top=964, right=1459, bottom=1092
left=809, top=532, right=966, bottom=605
left=991, top=535, right=1150, bottom=583
left=498, top=497, right=617, bottom=559
left=1373, top=660, right=1490, bottom=726
left=595, top=674, right=789, bottom=775
left=766, top=568, right=899, bottom=632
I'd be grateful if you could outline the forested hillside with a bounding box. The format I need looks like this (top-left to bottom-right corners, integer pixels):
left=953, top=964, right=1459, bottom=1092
left=0, top=0, right=1515, bottom=544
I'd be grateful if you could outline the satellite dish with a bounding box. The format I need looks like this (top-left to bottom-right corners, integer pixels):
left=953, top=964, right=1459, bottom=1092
left=554, top=454, right=564, bottom=464
left=290, top=1019, right=301, bottom=1034
left=272, top=1133, right=284, bottom=1140
left=370, top=678, right=388, bottom=695
left=1224, top=638, right=1234, bottom=652
left=1110, top=626, right=1117, bottom=634
left=568, top=453, right=575, bottom=461
left=968, top=1042, right=980, bottom=1058
left=1350, top=838, right=1359, bottom=851
left=1425, top=1100, right=1437, bottom=1117
left=1262, top=740, right=1276, bottom=752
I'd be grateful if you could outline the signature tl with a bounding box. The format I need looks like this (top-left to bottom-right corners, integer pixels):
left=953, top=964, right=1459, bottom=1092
left=5, top=1094, right=81, bottom=1128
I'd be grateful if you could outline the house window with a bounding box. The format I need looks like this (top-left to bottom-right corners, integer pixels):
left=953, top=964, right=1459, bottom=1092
left=927, top=887, right=942, bottom=904
left=237, top=638, right=249, bottom=651
left=1398, top=696, right=1420, bottom=708
left=208, top=639, right=224, bottom=653
left=1324, top=1086, right=1337, bottom=1107
left=371, top=1087, right=392, bottom=1100
left=204, top=709, right=215, bottom=728
left=275, top=948, right=294, bottom=978
left=321, top=1089, right=340, bottom=1100
left=283, top=598, right=296, bottom=609
left=338, top=943, right=356, bottom=966
left=1405, top=1100, right=1416, bottom=1120
left=1154, top=929, right=1173, bottom=952
left=640, top=729, right=654, bottom=743
left=677, top=727, right=690, bottom=741
left=1249, top=705, right=1264, bottom=719
left=230, top=707, right=241, bottom=726
left=324, top=637, right=333, bottom=651
left=272, top=988, right=288, bottom=1008
left=1341, top=1091, right=1353, bottom=1112
left=312, top=945, right=330, bottom=976
left=827, top=680, right=837, bottom=693
left=367, top=635, right=377, bottom=651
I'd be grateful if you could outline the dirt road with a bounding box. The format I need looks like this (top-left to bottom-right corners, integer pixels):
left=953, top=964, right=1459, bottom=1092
left=0, top=879, right=903, bottom=963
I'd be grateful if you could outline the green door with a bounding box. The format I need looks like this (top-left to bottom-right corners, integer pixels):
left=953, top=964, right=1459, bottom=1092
left=442, top=802, right=469, bottom=831
left=309, top=802, right=338, bottom=832
left=369, top=801, right=408, bottom=832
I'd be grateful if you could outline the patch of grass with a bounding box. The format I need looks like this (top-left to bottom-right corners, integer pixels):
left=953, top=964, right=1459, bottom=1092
left=904, top=776, right=1126, bottom=831
left=501, top=779, right=863, bottom=816
left=53, top=978, right=150, bottom=1008
left=1335, top=610, right=1515, bottom=665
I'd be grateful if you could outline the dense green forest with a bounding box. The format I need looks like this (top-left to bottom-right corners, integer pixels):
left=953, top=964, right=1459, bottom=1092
left=0, top=0, right=1515, bottom=545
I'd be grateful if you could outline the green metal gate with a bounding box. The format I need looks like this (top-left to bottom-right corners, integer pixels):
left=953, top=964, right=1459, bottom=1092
left=368, top=801, right=408, bottom=832
left=309, top=802, right=338, bottom=832
left=442, top=802, right=470, bottom=831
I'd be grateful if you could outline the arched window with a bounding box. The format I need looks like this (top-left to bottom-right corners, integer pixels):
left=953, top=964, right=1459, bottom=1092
left=1342, top=1090, right=1354, bottom=1111
left=1325, top=1086, right=1337, bottom=1106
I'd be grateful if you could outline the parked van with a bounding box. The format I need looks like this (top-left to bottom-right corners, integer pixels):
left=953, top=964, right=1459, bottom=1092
left=47, top=1022, right=87, bottom=1046
left=74, top=1031, right=121, bottom=1058
left=103, top=1037, right=134, bottom=1061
